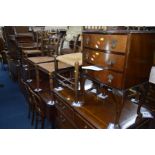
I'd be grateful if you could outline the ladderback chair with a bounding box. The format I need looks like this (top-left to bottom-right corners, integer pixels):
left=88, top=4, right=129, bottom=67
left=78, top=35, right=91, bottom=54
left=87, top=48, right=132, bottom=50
left=29, top=88, right=46, bottom=129
left=60, top=34, right=81, bottom=55
left=20, top=79, right=35, bottom=125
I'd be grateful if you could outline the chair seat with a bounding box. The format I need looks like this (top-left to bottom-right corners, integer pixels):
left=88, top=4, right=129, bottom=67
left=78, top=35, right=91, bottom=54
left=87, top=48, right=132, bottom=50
left=27, top=56, right=54, bottom=64
left=56, top=52, right=82, bottom=66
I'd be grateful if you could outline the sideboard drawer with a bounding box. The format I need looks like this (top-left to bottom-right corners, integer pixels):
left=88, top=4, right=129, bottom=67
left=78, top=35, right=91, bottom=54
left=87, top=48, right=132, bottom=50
left=74, top=113, right=94, bottom=129
left=55, top=110, right=75, bottom=129
left=55, top=98, right=74, bottom=120
left=83, top=34, right=128, bottom=53
left=84, top=49, right=125, bottom=72
left=86, top=70, right=123, bottom=89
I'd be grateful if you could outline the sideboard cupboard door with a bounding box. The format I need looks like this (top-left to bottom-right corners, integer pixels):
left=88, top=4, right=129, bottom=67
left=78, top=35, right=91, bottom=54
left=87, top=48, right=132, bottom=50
left=55, top=97, right=74, bottom=120
left=55, top=110, right=75, bottom=129
left=74, top=113, right=95, bottom=129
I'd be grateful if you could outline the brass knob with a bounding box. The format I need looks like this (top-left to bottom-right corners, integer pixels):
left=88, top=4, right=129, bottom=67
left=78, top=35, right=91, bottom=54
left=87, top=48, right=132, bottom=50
left=84, top=125, right=88, bottom=129
left=86, top=37, right=90, bottom=45
left=107, top=74, right=114, bottom=83
left=105, top=59, right=116, bottom=66
left=111, top=40, right=117, bottom=49
left=61, top=118, right=66, bottom=122
left=62, top=106, right=66, bottom=110
left=60, top=115, right=63, bottom=119
left=86, top=53, right=89, bottom=60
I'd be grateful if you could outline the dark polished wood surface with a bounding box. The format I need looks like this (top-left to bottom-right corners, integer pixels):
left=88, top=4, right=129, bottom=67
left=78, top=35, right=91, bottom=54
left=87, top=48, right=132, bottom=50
left=83, top=48, right=125, bottom=72
left=54, top=87, right=147, bottom=129
left=123, top=33, right=155, bottom=89
left=83, top=34, right=128, bottom=53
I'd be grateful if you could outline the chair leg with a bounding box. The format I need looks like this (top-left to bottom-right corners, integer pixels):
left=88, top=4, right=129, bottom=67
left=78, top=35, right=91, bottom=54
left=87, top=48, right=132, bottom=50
left=35, top=113, right=39, bottom=129
left=41, top=116, right=45, bottom=129
left=31, top=109, right=35, bottom=126
left=74, top=62, right=79, bottom=103
left=28, top=105, right=31, bottom=119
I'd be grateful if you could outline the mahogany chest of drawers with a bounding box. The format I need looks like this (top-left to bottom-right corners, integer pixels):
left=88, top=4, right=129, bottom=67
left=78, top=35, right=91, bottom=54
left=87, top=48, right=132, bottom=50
left=82, top=31, right=155, bottom=90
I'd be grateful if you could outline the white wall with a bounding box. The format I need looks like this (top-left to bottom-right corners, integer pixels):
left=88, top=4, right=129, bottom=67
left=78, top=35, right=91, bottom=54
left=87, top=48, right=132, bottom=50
left=65, top=26, right=82, bottom=41
left=45, top=26, right=67, bottom=31
left=62, top=26, right=83, bottom=48
left=0, top=27, right=3, bottom=39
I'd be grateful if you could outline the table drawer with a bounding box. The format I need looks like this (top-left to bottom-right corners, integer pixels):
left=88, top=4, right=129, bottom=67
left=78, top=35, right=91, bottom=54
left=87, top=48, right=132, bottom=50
left=86, top=70, right=123, bottom=89
left=74, top=113, right=94, bottom=129
left=55, top=110, right=75, bottom=129
left=83, top=34, right=128, bottom=53
left=55, top=97, right=74, bottom=120
left=84, top=49, right=125, bottom=72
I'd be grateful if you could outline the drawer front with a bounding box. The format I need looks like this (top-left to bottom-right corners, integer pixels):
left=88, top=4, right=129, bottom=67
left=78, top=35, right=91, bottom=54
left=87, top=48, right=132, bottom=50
left=145, top=97, right=155, bottom=107
left=55, top=110, right=75, bottom=129
left=83, top=34, right=128, bottom=53
left=74, top=113, right=94, bottom=129
left=84, top=49, right=125, bottom=72
left=145, top=85, right=155, bottom=109
left=55, top=98, right=74, bottom=120
left=86, top=70, right=123, bottom=89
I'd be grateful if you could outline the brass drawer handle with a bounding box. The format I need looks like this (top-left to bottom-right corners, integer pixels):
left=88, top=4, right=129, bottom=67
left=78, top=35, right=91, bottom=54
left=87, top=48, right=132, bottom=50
left=111, top=40, right=117, bottom=49
left=60, top=115, right=66, bottom=122
left=105, top=59, right=116, bottom=66
left=145, top=100, right=149, bottom=103
left=84, top=125, right=88, bottom=129
left=62, top=106, right=66, bottom=110
left=107, top=74, right=114, bottom=83
left=85, top=53, right=89, bottom=60
left=55, top=100, right=58, bottom=104
left=56, top=101, right=62, bottom=106
left=61, top=118, right=66, bottom=123
left=86, top=37, right=90, bottom=45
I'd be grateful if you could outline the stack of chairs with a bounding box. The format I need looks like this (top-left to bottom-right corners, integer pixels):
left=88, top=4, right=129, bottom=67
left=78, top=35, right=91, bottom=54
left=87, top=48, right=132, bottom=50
left=2, top=26, right=82, bottom=128
left=20, top=79, right=46, bottom=128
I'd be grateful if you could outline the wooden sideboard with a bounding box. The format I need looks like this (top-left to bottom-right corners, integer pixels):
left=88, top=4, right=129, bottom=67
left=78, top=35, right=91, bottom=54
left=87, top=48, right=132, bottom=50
left=54, top=87, right=150, bottom=129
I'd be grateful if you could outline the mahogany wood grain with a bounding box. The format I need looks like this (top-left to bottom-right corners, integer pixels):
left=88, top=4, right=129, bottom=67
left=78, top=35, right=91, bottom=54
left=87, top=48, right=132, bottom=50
left=85, top=70, right=123, bottom=89
left=54, top=87, right=143, bottom=129
left=83, top=48, right=125, bottom=72
left=83, top=34, right=128, bottom=53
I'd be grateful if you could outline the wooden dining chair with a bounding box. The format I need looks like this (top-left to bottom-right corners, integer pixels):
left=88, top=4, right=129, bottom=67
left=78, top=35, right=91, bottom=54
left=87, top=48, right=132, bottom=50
left=20, top=79, right=35, bottom=125
left=20, top=79, right=46, bottom=128
left=41, top=32, right=63, bottom=57
left=29, top=87, right=46, bottom=129
left=60, top=34, right=81, bottom=55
